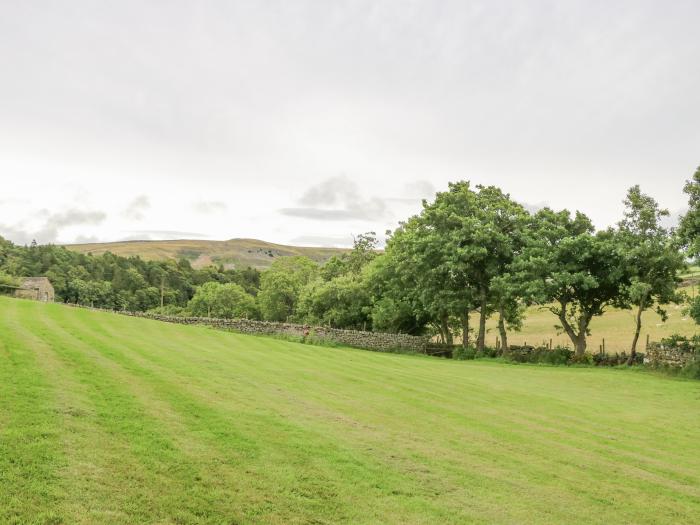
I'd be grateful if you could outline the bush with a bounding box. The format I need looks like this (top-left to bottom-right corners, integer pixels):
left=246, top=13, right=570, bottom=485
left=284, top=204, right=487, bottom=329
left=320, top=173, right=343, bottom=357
left=659, top=334, right=700, bottom=354
left=569, top=353, right=593, bottom=365
left=680, top=359, right=700, bottom=380
left=147, top=305, right=187, bottom=316
left=535, top=346, right=574, bottom=365
left=453, top=345, right=477, bottom=360
left=502, top=345, right=573, bottom=365
left=591, top=352, right=645, bottom=366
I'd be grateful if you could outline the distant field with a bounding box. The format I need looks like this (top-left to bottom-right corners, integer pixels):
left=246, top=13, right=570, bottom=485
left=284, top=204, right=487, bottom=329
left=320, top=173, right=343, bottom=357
left=481, top=285, right=699, bottom=352
left=65, top=238, right=348, bottom=269
left=1, top=297, right=699, bottom=524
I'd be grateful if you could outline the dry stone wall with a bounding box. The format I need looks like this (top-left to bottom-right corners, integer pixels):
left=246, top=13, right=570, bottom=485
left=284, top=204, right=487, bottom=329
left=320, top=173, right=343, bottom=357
left=67, top=305, right=429, bottom=354
left=644, top=343, right=696, bottom=368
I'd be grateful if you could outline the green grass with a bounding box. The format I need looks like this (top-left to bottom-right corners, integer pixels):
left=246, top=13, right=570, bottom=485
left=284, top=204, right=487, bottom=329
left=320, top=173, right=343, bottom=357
left=1, top=297, right=699, bottom=524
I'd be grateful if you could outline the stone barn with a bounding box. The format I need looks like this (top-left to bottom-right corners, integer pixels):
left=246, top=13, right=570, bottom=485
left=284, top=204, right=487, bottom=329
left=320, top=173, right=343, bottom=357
left=15, top=277, right=55, bottom=302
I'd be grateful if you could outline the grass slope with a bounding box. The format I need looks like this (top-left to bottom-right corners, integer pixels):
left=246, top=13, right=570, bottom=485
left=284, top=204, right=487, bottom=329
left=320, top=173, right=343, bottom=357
left=1, top=297, right=699, bottom=524
left=65, top=238, right=348, bottom=269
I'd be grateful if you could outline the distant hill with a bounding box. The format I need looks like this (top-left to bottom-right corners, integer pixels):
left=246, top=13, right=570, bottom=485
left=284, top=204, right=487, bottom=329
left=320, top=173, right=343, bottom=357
left=65, top=238, right=349, bottom=269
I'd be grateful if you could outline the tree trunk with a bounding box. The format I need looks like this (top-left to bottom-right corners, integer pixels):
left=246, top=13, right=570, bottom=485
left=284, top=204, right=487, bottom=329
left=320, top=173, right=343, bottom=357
left=628, top=300, right=645, bottom=365
left=558, top=305, right=588, bottom=357
left=497, top=305, right=508, bottom=352
left=440, top=313, right=453, bottom=346
left=461, top=312, right=470, bottom=349
left=477, top=288, right=487, bottom=352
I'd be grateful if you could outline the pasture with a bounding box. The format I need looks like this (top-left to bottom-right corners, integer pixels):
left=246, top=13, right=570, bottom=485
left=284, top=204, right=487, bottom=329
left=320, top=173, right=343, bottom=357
left=1, top=296, right=699, bottom=524
left=480, top=289, right=698, bottom=352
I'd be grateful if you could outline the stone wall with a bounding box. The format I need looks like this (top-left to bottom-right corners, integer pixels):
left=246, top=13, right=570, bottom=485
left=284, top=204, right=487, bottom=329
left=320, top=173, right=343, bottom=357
left=67, top=305, right=430, bottom=354
left=644, top=342, right=696, bottom=368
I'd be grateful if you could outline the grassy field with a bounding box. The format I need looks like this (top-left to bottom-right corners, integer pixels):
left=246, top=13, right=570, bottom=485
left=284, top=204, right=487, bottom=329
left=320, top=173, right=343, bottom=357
left=481, top=288, right=699, bottom=352
left=65, top=238, right=348, bottom=269
left=1, top=297, right=699, bottom=524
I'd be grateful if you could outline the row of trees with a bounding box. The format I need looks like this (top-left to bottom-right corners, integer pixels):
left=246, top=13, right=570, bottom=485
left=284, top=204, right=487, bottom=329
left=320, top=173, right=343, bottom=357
left=0, top=238, right=260, bottom=312
left=2, top=167, right=699, bottom=359
left=246, top=168, right=700, bottom=361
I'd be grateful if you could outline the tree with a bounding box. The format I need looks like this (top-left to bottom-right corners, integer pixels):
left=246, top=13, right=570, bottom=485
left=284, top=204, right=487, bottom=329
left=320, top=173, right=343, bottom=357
left=188, top=282, right=256, bottom=319
left=687, top=296, right=700, bottom=324
left=386, top=182, right=529, bottom=350
left=617, top=186, right=685, bottom=362
left=297, top=273, right=372, bottom=329
left=257, top=257, right=318, bottom=321
left=379, top=214, right=469, bottom=345
left=490, top=275, right=525, bottom=351
left=0, top=270, right=19, bottom=290
left=678, top=166, right=700, bottom=258
left=516, top=209, right=628, bottom=356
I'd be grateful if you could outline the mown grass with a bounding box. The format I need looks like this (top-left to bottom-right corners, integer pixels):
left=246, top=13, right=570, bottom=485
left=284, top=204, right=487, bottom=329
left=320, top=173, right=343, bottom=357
left=1, top=296, right=699, bottom=524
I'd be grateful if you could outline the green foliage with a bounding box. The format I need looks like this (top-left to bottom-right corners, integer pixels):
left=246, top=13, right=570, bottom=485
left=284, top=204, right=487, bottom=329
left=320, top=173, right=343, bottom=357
left=147, top=304, right=187, bottom=316
left=515, top=209, right=629, bottom=355
left=256, top=256, right=318, bottom=321
left=677, top=166, right=700, bottom=258
left=187, top=282, right=257, bottom=319
left=453, top=345, right=477, bottom=360
left=297, top=273, right=372, bottom=329
left=659, top=334, right=700, bottom=353
left=503, top=346, right=574, bottom=365
left=0, top=270, right=19, bottom=289
left=0, top=236, right=261, bottom=311
left=687, top=296, right=700, bottom=325
left=616, top=185, right=685, bottom=356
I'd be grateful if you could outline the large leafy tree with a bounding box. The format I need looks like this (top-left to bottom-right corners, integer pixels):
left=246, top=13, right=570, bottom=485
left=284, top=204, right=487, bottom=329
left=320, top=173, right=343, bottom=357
left=257, top=256, right=318, bottom=321
left=678, top=166, right=700, bottom=258
left=377, top=183, right=529, bottom=350
left=617, top=186, right=685, bottom=362
left=517, top=209, right=629, bottom=356
left=379, top=214, right=470, bottom=345
left=188, top=282, right=256, bottom=319
left=297, top=233, right=379, bottom=330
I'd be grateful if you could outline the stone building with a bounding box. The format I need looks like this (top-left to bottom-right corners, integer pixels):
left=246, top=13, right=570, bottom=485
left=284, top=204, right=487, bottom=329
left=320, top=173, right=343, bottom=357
left=14, top=277, right=55, bottom=302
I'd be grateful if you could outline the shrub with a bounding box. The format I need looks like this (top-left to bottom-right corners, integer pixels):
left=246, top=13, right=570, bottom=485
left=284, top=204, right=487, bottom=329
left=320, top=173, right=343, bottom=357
left=569, top=353, right=593, bottom=365
left=534, top=346, right=573, bottom=365
left=680, top=359, right=700, bottom=380
left=453, top=345, right=477, bottom=360
left=659, top=334, right=700, bottom=354
left=147, top=305, right=187, bottom=316
left=502, top=345, right=573, bottom=365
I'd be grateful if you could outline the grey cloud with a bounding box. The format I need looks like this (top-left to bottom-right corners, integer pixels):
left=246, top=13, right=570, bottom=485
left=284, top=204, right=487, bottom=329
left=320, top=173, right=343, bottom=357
left=0, top=224, right=36, bottom=245
left=403, top=180, right=436, bottom=199
left=122, top=195, right=150, bottom=220
left=193, top=201, right=227, bottom=214
left=281, top=176, right=387, bottom=222
left=0, top=208, right=106, bottom=245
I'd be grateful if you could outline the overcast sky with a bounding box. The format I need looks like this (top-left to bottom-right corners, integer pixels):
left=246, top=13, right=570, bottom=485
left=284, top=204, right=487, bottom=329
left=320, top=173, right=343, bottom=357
left=1, top=0, right=698, bottom=247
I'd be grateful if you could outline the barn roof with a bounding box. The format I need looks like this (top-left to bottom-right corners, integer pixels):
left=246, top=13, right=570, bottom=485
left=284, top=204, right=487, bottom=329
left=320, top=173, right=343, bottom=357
left=18, top=277, right=52, bottom=289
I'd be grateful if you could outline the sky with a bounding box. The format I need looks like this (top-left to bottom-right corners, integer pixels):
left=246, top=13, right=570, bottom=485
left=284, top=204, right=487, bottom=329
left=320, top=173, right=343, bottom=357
left=1, top=0, right=699, bottom=247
